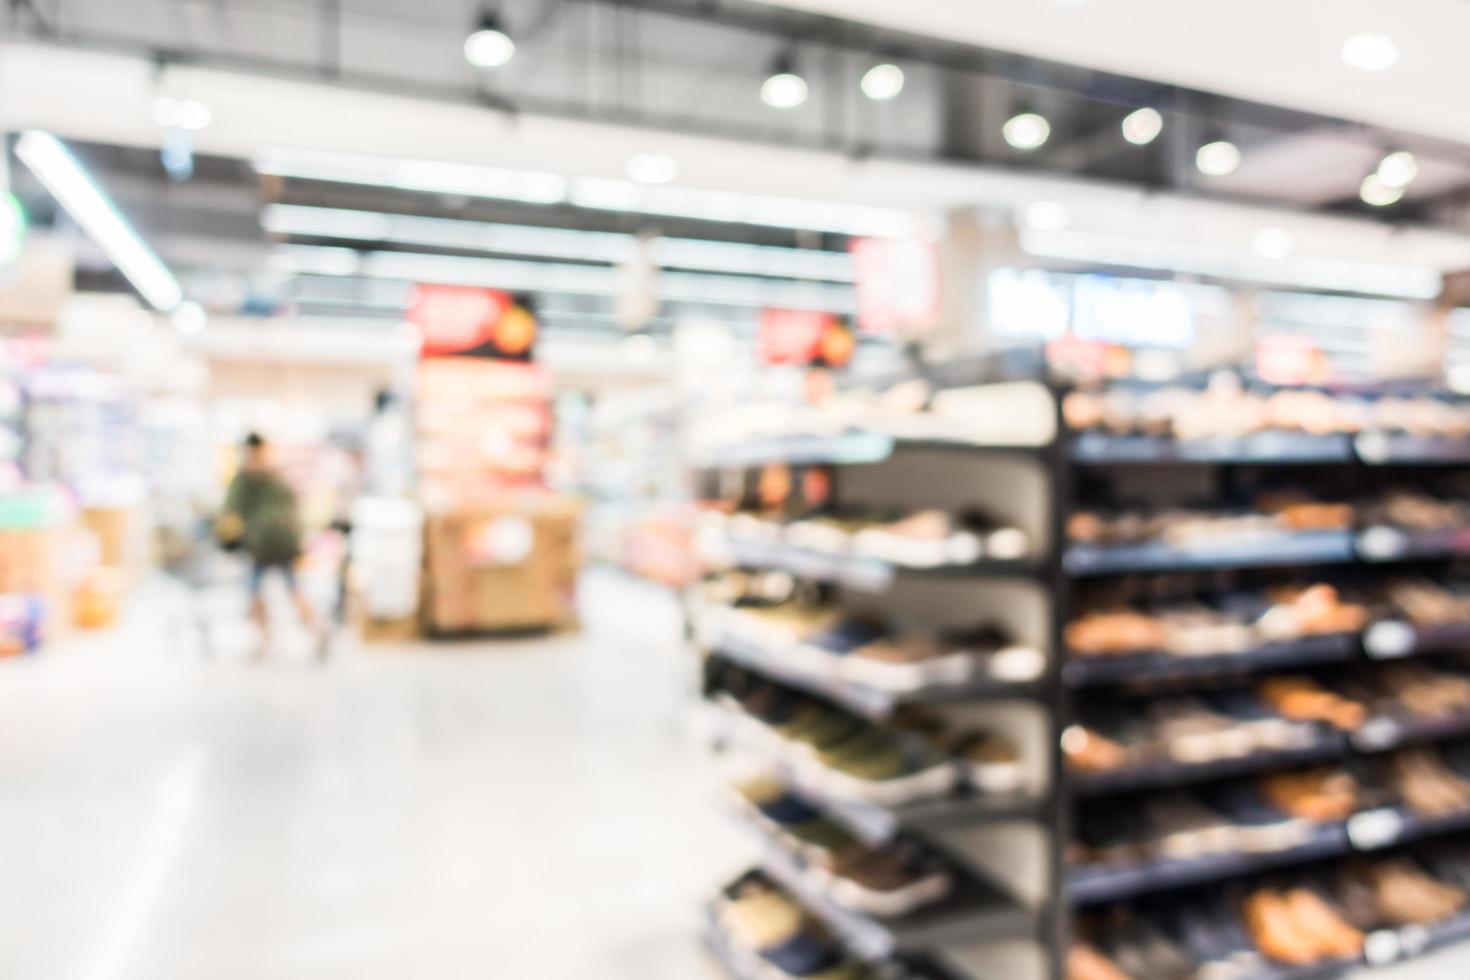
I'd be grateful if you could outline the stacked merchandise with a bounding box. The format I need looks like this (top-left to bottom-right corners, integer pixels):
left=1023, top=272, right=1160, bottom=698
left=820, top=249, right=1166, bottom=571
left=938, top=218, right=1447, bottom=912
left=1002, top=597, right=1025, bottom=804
left=0, top=484, right=79, bottom=648
left=415, top=358, right=551, bottom=510
left=688, top=363, right=1470, bottom=980
left=580, top=391, right=696, bottom=586
left=22, top=362, right=147, bottom=625
left=1064, top=374, right=1470, bottom=979
left=23, top=364, right=144, bottom=510
left=415, top=357, right=578, bottom=633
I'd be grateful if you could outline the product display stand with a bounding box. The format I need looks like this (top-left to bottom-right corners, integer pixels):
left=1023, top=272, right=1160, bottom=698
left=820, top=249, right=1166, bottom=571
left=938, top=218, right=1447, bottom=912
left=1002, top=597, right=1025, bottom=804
left=691, top=359, right=1470, bottom=980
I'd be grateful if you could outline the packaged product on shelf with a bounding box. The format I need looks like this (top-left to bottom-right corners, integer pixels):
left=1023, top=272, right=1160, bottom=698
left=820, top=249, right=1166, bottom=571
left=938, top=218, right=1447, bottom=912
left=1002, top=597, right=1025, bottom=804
left=421, top=497, right=581, bottom=634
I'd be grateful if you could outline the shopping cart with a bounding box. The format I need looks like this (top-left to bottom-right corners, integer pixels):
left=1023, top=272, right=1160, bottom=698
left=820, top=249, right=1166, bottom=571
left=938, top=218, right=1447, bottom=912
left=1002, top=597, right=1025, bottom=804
left=171, top=520, right=340, bottom=661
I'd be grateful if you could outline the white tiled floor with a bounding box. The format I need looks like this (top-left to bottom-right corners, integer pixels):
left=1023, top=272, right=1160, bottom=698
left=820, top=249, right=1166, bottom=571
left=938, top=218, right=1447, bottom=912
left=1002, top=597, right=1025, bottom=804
left=4, top=568, right=1470, bottom=980
left=0, top=568, right=747, bottom=980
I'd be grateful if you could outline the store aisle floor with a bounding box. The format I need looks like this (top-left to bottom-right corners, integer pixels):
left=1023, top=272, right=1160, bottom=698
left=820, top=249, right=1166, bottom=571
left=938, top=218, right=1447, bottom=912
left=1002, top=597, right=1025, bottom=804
left=0, top=568, right=746, bottom=980
left=9, top=569, right=1470, bottom=980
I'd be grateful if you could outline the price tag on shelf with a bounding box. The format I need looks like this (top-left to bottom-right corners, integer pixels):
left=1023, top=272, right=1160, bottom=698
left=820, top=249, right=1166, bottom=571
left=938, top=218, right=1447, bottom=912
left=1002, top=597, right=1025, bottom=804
left=1364, top=621, right=1417, bottom=660
left=1399, top=923, right=1431, bottom=959
left=1356, top=432, right=1392, bottom=464
left=1364, top=929, right=1403, bottom=966
left=1358, top=526, right=1408, bottom=561
left=1353, top=717, right=1403, bottom=752
left=1348, top=807, right=1405, bottom=851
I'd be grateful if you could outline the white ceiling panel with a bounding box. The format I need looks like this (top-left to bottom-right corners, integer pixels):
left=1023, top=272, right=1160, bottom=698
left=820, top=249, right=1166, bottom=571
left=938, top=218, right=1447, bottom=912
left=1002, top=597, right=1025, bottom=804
left=750, top=0, right=1470, bottom=147
left=1206, top=129, right=1470, bottom=205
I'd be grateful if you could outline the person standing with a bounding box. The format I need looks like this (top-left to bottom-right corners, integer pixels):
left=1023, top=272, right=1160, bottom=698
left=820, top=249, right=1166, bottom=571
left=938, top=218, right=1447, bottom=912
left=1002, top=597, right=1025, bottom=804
left=219, top=433, right=323, bottom=658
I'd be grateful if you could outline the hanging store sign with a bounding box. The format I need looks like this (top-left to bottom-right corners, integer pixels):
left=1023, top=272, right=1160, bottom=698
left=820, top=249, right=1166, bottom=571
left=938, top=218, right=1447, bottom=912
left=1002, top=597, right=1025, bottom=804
left=757, top=309, right=854, bottom=368
left=408, top=283, right=536, bottom=361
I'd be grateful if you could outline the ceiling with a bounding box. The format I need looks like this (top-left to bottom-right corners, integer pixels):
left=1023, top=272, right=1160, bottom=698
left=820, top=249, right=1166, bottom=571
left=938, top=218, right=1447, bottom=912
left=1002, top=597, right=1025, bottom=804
left=750, top=0, right=1470, bottom=149
left=6, top=0, right=1470, bottom=332
left=6, top=0, right=1469, bottom=221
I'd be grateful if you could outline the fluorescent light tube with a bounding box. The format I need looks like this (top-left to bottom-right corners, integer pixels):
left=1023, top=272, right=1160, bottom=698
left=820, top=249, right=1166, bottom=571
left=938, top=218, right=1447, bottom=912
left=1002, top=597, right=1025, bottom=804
left=254, top=147, right=919, bottom=238
left=16, top=130, right=184, bottom=311
left=260, top=204, right=855, bottom=282
left=272, top=244, right=856, bottom=312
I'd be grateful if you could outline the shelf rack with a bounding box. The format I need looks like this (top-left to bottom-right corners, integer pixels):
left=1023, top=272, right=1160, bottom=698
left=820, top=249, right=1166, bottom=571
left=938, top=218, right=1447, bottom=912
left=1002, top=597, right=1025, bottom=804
left=689, top=364, right=1470, bottom=980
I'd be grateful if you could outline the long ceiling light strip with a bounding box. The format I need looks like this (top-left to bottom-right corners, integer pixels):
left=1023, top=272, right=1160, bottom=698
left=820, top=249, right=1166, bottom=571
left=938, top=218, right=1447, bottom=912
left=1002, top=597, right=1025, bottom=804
left=260, top=204, right=855, bottom=282
left=1018, top=227, right=1442, bottom=300
left=270, top=244, right=856, bottom=312
left=252, top=147, right=920, bottom=239
left=16, top=130, right=184, bottom=311
left=566, top=177, right=914, bottom=238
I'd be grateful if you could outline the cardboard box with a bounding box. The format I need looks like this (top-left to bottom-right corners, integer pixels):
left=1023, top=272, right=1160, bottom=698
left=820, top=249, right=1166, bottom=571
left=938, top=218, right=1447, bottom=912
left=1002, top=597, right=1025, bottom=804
left=422, top=499, right=580, bottom=634
left=82, top=506, right=146, bottom=585
left=0, top=524, right=79, bottom=644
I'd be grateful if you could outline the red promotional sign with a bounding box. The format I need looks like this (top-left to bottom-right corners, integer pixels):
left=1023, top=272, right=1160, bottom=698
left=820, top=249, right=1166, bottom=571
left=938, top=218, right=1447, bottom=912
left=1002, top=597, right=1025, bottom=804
left=850, top=237, right=941, bottom=337
left=757, top=309, right=854, bottom=368
left=408, top=284, right=536, bottom=360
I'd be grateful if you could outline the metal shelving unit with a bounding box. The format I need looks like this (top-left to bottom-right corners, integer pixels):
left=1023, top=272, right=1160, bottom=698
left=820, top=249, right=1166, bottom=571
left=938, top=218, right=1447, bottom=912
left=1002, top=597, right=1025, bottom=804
left=691, top=364, right=1470, bottom=980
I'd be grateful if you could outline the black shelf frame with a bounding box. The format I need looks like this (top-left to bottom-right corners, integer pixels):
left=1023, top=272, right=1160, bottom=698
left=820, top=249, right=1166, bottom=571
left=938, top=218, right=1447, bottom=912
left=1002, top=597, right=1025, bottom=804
left=694, top=365, right=1470, bottom=980
left=1063, top=632, right=1358, bottom=689
left=1071, top=431, right=1354, bottom=465
left=1071, top=738, right=1348, bottom=796
left=1068, top=822, right=1352, bottom=906
left=1067, top=799, right=1470, bottom=909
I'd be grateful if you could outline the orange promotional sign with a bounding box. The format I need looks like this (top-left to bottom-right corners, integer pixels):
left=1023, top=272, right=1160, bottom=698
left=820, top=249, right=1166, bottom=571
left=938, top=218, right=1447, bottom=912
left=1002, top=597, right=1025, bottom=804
left=757, top=309, right=854, bottom=369
left=408, top=284, right=536, bottom=360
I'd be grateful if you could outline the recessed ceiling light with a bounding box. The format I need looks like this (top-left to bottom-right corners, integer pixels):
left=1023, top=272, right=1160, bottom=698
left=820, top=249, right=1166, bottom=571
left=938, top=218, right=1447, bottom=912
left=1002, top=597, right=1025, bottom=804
left=1196, top=140, right=1242, bottom=177
left=1342, top=33, right=1398, bottom=71
left=1360, top=173, right=1404, bottom=207
left=1253, top=227, right=1294, bottom=259
left=464, top=13, right=516, bottom=68
left=1003, top=112, right=1051, bottom=151
left=860, top=64, right=905, bottom=101
left=1022, top=200, right=1070, bottom=232
left=1120, top=107, right=1163, bottom=146
left=761, top=56, right=809, bottom=110
left=1376, top=150, right=1418, bottom=189
left=626, top=153, right=677, bottom=185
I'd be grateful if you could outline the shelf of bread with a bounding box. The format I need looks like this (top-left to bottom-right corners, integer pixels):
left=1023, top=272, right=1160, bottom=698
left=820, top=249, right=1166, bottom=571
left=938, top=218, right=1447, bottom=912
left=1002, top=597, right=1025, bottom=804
left=1070, top=733, right=1470, bottom=907
left=1063, top=378, right=1470, bottom=468
left=707, top=662, right=1042, bottom=837
left=727, top=779, right=1034, bottom=960
left=1071, top=834, right=1470, bottom=977
left=699, top=597, right=1044, bottom=721
left=706, top=870, right=977, bottom=980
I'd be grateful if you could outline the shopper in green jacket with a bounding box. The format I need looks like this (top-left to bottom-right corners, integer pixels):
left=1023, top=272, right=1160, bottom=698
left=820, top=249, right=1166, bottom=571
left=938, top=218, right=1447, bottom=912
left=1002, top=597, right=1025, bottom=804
left=220, top=433, right=323, bottom=658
